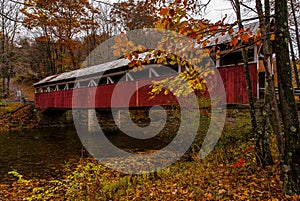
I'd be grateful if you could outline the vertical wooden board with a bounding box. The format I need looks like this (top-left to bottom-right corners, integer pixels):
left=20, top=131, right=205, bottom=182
left=231, top=67, right=237, bottom=103
left=66, top=90, right=72, bottom=108
left=72, top=90, right=80, bottom=108
left=81, top=89, right=88, bottom=108
left=234, top=67, right=241, bottom=103
left=223, top=67, right=233, bottom=103
left=55, top=91, right=59, bottom=108
left=135, top=79, right=152, bottom=106
left=60, top=91, right=65, bottom=108
left=95, top=81, right=137, bottom=108
left=98, top=84, right=114, bottom=108
left=217, top=64, right=258, bottom=104
left=218, top=68, right=227, bottom=103
left=237, top=66, right=247, bottom=103
left=227, top=67, right=234, bottom=103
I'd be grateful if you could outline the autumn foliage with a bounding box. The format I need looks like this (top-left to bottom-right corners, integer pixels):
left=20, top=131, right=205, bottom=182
left=21, top=0, right=98, bottom=74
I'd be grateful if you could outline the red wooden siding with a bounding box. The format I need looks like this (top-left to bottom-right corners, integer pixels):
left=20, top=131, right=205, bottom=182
left=218, top=63, right=257, bottom=104
left=35, top=78, right=179, bottom=110
left=35, top=64, right=258, bottom=110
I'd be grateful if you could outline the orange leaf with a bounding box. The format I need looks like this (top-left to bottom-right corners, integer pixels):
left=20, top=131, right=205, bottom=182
left=237, top=28, right=245, bottom=33
left=128, top=60, right=136, bottom=67
left=230, top=37, right=239, bottom=47
left=159, top=8, right=168, bottom=16
left=113, top=50, right=121, bottom=57
left=228, top=28, right=234, bottom=35
left=241, top=34, right=250, bottom=43
left=209, top=25, right=218, bottom=31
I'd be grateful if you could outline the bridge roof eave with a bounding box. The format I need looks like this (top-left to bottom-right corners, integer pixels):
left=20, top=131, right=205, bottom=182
left=33, top=75, right=60, bottom=87
left=34, top=51, right=154, bottom=87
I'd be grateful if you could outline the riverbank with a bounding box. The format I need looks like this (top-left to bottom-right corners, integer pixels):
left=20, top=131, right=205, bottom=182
left=0, top=101, right=75, bottom=132
left=0, top=150, right=285, bottom=200
left=0, top=102, right=39, bottom=132
left=0, top=111, right=290, bottom=200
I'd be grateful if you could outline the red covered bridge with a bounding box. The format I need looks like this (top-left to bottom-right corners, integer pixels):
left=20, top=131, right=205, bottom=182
left=34, top=22, right=263, bottom=110
left=34, top=56, right=259, bottom=110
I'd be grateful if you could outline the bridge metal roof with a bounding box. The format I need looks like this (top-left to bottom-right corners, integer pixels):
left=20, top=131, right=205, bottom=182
left=34, top=52, right=151, bottom=86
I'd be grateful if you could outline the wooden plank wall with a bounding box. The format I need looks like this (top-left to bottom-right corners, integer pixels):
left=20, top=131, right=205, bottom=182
left=218, top=63, right=257, bottom=104
left=35, top=64, right=258, bottom=110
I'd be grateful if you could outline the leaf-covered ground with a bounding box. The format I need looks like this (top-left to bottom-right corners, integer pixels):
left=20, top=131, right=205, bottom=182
left=0, top=103, right=38, bottom=132
left=0, top=111, right=295, bottom=200
left=0, top=156, right=285, bottom=200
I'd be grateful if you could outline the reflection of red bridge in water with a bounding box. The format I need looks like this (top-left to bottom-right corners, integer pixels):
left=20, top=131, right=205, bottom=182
left=34, top=56, right=258, bottom=111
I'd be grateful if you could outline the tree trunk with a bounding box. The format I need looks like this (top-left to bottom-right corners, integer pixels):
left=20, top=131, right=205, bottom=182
left=1, top=76, right=5, bottom=98
left=290, top=38, right=300, bottom=88
left=46, top=40, right=55, bottom=75
left=290, top=0, right=300, bottom=58
left=256, top=0, right=283, bottom=165
left=6, top=73, right=10, bottom=96
left=275, top=0, right=300, bottom=195
left=231, top=0, right=271, bottom=165
left=242, top=48, right=271, bottom=165
left=1, top=0, right=5, bottom=98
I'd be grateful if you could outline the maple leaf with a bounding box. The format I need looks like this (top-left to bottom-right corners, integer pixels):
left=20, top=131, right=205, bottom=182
left=159, top=8, right=168, bottom=16
left=228, top=28, right=234, bottom=35
left=128, top=60, right=136, bottom=67
left=233, top=158, right=246, bottom=168
left=241, top=34, right=250, bottom=43
left=230, top=37, right=239, bottom=47
left=209, top=25, right=218, bottom=31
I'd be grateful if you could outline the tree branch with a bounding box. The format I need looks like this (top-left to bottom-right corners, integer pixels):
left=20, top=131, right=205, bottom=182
left=8, top=0, right=34, bottom=7
left=94, top=0, right=114, bottom=7
left=0, top=11, right=22, bottom=23
left=240, top=1, right=257, bottom=13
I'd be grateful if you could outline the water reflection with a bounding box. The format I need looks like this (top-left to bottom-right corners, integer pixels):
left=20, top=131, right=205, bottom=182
left=0, top=126, right=174, bottom=182
left=0, top=127, right=83, bottom=182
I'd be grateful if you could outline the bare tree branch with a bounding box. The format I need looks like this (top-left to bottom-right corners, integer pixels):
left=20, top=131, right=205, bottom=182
left=8, top=0, right=34, bottom=7
left=94, top=0, right=114, bottom=7
left=0, top=10, right=22, bottom=23
left=240, top=1, right=258, bottom=13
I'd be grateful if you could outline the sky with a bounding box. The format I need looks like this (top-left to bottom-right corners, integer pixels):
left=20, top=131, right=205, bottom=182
left=203, top=0, right=235, bottom=22
left=106, top=0, right=236, bottom=23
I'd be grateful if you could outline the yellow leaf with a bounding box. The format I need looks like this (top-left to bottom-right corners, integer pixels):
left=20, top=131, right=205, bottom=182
left=218, top=189, right=226, bottom=194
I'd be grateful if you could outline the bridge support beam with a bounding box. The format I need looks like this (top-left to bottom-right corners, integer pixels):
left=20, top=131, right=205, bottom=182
left=35, top=109, right=74, bottom=127
left=88, top=109, right=98, bottom=132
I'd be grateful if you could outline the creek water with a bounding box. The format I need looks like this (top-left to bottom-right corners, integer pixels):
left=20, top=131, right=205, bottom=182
left=0, top=127, right=83, bottom=183
left=0, top=126, right=174, bottom=183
